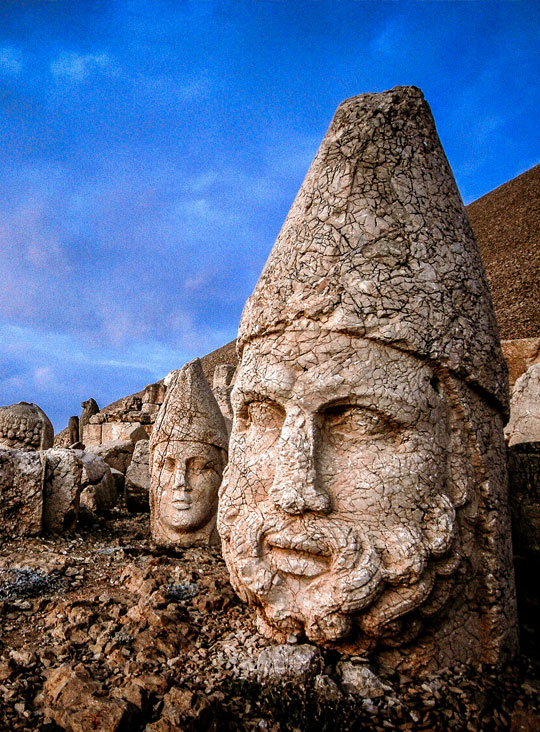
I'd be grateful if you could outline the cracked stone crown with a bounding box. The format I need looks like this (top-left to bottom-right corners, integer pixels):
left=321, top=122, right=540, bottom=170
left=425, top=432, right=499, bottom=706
left=238, top=85, right=508, bottom=416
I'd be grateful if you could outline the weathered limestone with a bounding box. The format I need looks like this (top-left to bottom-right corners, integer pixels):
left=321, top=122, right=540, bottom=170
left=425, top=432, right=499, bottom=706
left=150, top=359, right=228, bottom=548
left=0, top=446, right=44, bottom=536
left=125, top=439, right=150, bottom=512
left=86, top=440, right=135, bottom=474
left=505, top=362, right=540, bottom=446
left=42, top=448, right=84, bottom=533
left=79, top=398, right=99, bottom=442
left=501, top=337, right=540, bottom=389
left=218, top=86, right=517, bottom=675
left=212, top=364, right=236, bottom=431
left=0, top=402, right=54, bottom=451
left=75, top=451, right=116, bottom=513
left=68, top=416, right=79, bottom=446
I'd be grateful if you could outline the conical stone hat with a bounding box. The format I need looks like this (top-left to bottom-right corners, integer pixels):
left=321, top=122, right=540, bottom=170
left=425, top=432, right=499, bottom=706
left=238, top=86, right=508, bottom=415
left=151, top=358, right=228, bottom=450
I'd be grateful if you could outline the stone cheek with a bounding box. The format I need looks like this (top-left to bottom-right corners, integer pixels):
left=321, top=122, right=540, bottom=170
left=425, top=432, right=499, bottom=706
left=217, top=332, right=517, bottom=674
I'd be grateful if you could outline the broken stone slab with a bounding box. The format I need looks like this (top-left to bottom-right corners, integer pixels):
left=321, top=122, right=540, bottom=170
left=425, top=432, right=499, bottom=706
left=255, top=644, right=323, bottom=685
left=0, top=446, right=44, bottom=537
left=125, top=439, right=150, bottom=513
left=39, top=663, right=135, bottom=732
left=0, top=402, right=54, bottom=451
left=86, top=440, right=135, bottom=474
left=42, top=448, right=84, bottom=534
left=505, top=362, right=540, bottom=446
left=73, top=451, right=116, bottom=513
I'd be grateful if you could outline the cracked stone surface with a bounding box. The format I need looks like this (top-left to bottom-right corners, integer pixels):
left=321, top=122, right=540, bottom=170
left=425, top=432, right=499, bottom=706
left=0, top=446, right=44, bottom=537
left=0, top=402, right=54, bottom=451
left=42, top=449, right=84, bottom=535
left=218, top=86, right=517, bottom=676
left=150, top=359, right=228, bottom=549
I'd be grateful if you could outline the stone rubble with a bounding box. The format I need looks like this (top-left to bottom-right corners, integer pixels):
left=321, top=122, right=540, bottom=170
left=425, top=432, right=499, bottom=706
left=0, top=508, right=537, bottom=731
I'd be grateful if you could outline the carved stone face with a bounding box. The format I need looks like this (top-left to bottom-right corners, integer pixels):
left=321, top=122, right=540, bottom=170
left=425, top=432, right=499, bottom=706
left=218, top=329, right=461, bottom=651
left=152, top=441, right=225, bottom=542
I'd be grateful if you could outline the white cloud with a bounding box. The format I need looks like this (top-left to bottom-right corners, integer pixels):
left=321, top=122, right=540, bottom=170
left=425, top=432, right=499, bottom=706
left=0, top=46, right=22, bottom=76
left=50, top=52, right=116, bottom=81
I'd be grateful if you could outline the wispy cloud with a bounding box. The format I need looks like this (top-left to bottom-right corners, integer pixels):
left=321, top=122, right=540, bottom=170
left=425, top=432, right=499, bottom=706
left=50, top=52, right=116, bottom=81
left=0, top=46, right=22, bottom=76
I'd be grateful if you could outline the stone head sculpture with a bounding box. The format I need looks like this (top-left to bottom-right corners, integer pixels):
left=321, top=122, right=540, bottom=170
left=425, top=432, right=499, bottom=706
left=217, top=87, right=517, bottom=674
left=0, top=402, right=54, bottom=451
left=150, top=358, right=228, bottom=548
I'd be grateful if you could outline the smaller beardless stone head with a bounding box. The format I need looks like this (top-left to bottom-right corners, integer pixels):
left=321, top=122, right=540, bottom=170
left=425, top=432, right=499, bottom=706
left=150, top=359, right=228, bottom=548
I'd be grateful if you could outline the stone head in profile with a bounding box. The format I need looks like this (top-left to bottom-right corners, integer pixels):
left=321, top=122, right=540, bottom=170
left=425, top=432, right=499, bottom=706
left=150, top=359, right=228, bottom=549
left=217, top=87, right=517, bottom=674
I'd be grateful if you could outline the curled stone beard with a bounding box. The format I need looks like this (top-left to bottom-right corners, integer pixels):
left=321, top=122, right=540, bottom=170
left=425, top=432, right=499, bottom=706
left=220, top=499, right=460, bottom=650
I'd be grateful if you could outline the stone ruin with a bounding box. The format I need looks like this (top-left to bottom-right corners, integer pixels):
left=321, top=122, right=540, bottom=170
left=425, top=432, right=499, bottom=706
left=0, top=87, right=528, bottom=692
left=0, top=402, right=54, bottom=451
left=150, top=359, right=228, bottom=549
left=217, top=86, right=518, bottom=675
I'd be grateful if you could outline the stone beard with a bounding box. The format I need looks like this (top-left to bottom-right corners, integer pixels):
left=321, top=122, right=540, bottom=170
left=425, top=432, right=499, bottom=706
left=218, top=328, right=507, bottom=669
left=151, top=439, right=226, bottom=548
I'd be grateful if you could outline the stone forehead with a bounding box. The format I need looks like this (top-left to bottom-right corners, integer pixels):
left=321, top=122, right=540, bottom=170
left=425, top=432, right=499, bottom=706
left=237, top=86, right=508, bottom=416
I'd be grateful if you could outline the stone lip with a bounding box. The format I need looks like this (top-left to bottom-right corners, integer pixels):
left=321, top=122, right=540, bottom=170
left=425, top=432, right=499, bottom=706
left=238, top=85, right=508, bottom=416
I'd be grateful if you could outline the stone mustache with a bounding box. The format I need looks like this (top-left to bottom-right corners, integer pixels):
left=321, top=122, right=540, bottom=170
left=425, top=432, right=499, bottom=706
left=217, top=86, right=518, bottom=674
left=150, top=359, right=228, bottom=549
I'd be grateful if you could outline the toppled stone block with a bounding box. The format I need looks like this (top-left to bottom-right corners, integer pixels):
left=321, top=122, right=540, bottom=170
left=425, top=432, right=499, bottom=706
left=42, top=448, right=83, bottom=533
left=125, top=439, right=150, bottom=513
left=86, top=440, right=135, bottom=474
left=0, top=402, right=53, bottom=451
left=74, top=451, right=116, bottom=513
left=0, top=446, right=44, bottom=536
left=256, top=644, right=323, bottom=685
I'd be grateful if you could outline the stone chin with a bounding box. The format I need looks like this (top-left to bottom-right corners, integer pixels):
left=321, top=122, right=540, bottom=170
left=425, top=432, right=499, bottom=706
left=218, top=487, right=460, bottom=652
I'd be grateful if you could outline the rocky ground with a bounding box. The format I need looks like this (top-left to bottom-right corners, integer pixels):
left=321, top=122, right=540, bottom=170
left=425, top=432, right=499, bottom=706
left=0, top=509, right=538, bottom=732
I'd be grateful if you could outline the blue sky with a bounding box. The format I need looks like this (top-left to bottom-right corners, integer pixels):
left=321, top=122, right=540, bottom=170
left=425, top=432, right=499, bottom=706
left=0, top=0, right=539, bottom=432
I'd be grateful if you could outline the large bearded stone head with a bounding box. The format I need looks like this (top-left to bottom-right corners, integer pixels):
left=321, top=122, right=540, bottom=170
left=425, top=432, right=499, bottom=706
left=217, top=87, right=517, bottom=674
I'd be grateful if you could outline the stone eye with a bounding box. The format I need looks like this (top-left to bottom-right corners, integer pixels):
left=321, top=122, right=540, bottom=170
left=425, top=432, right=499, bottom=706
left=237, top=398, right=285, bottom=433
left=164, top=456, right=176, bottom=471
left=322, top=403, right=396, bottom=437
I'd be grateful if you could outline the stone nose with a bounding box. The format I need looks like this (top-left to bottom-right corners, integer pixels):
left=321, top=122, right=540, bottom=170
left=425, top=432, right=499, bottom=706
left=269, top=408, right=331, bottom=515
left=173, top=465, right=187, bottom=491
